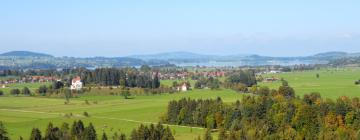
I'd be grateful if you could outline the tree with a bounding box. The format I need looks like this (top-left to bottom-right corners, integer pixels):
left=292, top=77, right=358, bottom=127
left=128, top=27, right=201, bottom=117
left=140, top=65, right=151, bottom=72
left=121, top=88, right=131, bottom=99
left=71, top=120, right=85, bottom=139
left=218, top=128, right=227, bottom=140
left=278, top=85, right=295, bottom=99
left=316, top=73, right=320, bottom=79
left=0, top=121, right=9, bottom=140
left=102, top=132, right=108, bottom=140
left=22, top=87, right=31, bottom=95
left=38, top=85, right=48, bottom=95
left=60, top=122, right=71, bottom=139
left=203, top=129, right=213, bottom=140
left=83, top=123, right=97, bottom=140
left=226, top=70, right=257, bottom=87
left=44, top=122, right=61, bottom=140
left=30, top=128, right=42, bottom=140
left=152, top=72, right=160, bottom=89
left=64, top=89, right=72, bottom=103
left=52, top=81, right=64, bottom=90
left=0, top=90, right=3, bottom=96
left=10, top=88, right=20, bottom=96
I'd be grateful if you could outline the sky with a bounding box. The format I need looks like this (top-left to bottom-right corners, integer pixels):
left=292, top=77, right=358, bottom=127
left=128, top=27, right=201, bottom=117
left=0, top=0, right=360, bottom=57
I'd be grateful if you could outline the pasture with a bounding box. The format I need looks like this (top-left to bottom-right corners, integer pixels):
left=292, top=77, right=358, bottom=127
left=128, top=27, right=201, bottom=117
left=0, top=89, right=243, bottom=139
left=1, top=68, right=360, bottom=139
left=259, top=68, right=360, bottom=99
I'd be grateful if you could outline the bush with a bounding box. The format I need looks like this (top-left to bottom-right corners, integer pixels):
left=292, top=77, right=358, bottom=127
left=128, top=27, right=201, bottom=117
left=10, top=88, right=20, bottom=96
left=0, top=90, right=3, bottom=96
left=355, top=80, right=360, bottom=85
left=83, top=112, right=90, bottom=117
left=22, top=87, right=31, bottom=95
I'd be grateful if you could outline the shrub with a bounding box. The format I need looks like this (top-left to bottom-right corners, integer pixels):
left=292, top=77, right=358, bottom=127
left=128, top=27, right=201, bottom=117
left=355, top=80, right=360, bottom=85
left=83, top=112, right=90, bottom=117
left=10, top=88, right=20, bottom=96
left=0, top=90, right=3, bottom=96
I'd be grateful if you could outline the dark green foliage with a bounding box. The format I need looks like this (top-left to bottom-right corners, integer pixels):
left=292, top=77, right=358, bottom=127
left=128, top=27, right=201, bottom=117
left=82, top=123, right=97, bottom=140
left=30, top=128, right=42, bottom=140
left=226, top=70, right=257, bottom=87
left=102, top=132, right=108, bottom=140
left=194, top=77, right=221, bottom=90
left=0, top=90, right=3, bottom=96
left=164, top=87, right=360, bottom=139
left=28, top=121, right=100, bottom=140
left=38, top=85, right=48, bottom=95
left=71, top=120, right=85, bottom=139
left=0, top=121, right=9, bottom=140
left=44, top=122, right=62, bottom=140
left=81, top=68, right=161, bottom=88
left=52, top=81, right=64, bottom=90
left=22, top=87, right=31, bottom=95
left=152, top=72, right=161, bottom=89
left=10, top=88, right=20, bottom=96
left=140, top=65, right=151, bottom=72
left=130, top=123, right=174, bottom=140
left=121, top=88, right=131, bottom=99
left=112, top=132, right=126, bottom=140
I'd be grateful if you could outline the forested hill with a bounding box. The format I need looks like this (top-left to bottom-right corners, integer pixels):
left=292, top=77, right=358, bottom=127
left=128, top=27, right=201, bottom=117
left=0, top=51, right=168, bottom=70
left=0, top=51, right=53, bottom=57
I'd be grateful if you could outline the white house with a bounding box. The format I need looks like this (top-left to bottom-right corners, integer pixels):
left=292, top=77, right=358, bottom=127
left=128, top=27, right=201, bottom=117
left=70, top=76, right=83, bottom=90
left=177, top=83, right=188, bottom=92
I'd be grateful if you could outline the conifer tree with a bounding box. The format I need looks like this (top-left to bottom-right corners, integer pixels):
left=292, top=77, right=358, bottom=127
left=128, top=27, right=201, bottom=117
left=0, top=121, right=9, bottom=140
left=30, top=128, right=42, bottom=140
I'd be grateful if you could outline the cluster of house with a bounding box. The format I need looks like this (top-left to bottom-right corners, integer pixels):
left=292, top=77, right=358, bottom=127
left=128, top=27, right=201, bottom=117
left=156, top=72, right=190, bottom=80
left=0, top=76, right=84, bottom=91
left=263, top=77, right=280, bottom=82
left=155, top=71, right=226, bottom=80
left=0, top=76, right=60, bottom=88
left=198, top=71, right=226, bottom=77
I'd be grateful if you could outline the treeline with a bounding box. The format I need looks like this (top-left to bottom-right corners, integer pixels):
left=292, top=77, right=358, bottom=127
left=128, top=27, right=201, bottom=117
left=163, top=86, right=360, bottom=139
left=81, top=68, right=160, bottom=88
left=194, top=77, right=221, bottom=90
left=0, top=120, right=174, bottom=140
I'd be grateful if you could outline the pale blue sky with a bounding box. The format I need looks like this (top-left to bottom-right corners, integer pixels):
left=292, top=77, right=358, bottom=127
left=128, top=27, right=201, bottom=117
left=0, top=0, right=359, bottom=57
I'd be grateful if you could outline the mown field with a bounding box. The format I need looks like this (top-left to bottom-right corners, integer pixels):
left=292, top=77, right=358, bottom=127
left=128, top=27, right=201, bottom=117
left=0, top=89, right=244, bottom=139
left=259, top=68, right=360, bottom=99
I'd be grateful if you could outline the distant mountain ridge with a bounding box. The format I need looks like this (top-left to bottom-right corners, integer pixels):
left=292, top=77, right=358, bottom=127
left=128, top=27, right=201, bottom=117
left=129, top=51, right=218, bottom=61
left=0, top=51, right=53, bottom=57
left=1, top=50, right=360, bottom=69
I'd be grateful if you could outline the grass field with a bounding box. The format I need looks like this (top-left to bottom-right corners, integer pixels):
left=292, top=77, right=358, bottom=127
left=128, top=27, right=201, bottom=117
left=0, top=82, right=50, bottom=95
left=259, top=68, right=360, bottom=99
left=0, top=89, right=244, bottom=139
left=1, top=68, right=360, bottom=139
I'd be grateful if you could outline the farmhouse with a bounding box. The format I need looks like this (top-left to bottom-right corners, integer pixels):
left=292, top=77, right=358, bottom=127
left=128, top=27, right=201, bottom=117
left=70, top=76, right=83, bottom=90
left=177, top=83, right=188, bottom=92
left=264, top=77, right=280, bottom=82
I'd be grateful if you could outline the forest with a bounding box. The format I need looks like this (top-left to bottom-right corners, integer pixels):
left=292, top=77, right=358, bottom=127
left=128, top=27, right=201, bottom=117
left=163, top=83, right=360, bottom=139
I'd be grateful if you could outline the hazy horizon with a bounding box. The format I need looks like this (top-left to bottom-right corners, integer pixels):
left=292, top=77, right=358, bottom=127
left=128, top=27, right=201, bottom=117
left=1, top=1, right=359, bottom=57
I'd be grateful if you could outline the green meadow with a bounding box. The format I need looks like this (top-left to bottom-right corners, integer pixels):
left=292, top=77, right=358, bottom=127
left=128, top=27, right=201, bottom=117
left=259, top=68, right=360, bottom=99
left=0, top=89, right=243, bottom=139
left=1, top=68, right=360, bottom=139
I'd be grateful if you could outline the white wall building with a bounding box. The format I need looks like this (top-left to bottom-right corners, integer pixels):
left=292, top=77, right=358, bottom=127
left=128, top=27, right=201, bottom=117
left=70, top=76, right=83, bottom=90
